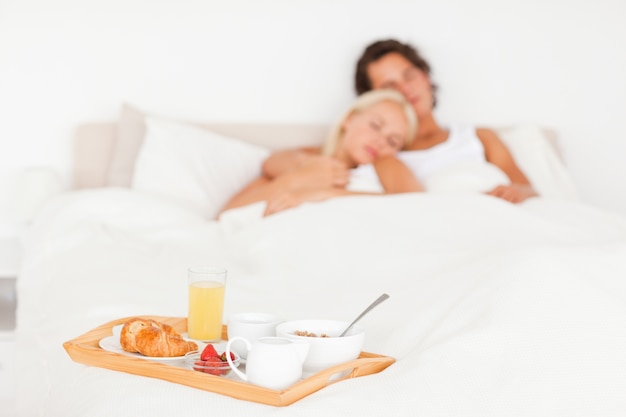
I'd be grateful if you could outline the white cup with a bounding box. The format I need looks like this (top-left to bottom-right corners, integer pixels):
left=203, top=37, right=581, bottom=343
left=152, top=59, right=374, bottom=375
left=226, top=336, right=309, bottom=390
left=227, top=312, right=283, bottom=359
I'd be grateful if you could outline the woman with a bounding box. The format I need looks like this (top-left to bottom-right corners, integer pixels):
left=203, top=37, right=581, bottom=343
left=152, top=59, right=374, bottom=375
left=219, top=89, right=418, bottom=216
left=355, top=39, right=537, bottom=203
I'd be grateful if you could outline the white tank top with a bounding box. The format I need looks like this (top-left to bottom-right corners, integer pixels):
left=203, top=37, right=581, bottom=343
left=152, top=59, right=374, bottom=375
left=347, top=125, right=510, bottom=194
left=398, top=124, right=485, bottom=180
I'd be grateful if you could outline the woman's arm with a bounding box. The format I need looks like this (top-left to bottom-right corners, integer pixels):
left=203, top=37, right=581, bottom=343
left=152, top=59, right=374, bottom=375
left=374, top=155, right=424, bottom=193
left=265, top=168, right=424, bottom=215
left=264, top=187, right=353, bottom=216
left=221, top=151, right=422, bottom=218
left=218, top=176, right=281, bottom=216
left=262, top=148, right=316, bottom=179
left=221, top=175, right=355, bottom=217
left=219, top=155, right=350, bottom=217
left=263, top=153, right=426, bottom=215
left=476, top=128, right=538, bottom=203
left=262, top=147, right=350, bottom=187
left=264, top=156, right=425, bottom=215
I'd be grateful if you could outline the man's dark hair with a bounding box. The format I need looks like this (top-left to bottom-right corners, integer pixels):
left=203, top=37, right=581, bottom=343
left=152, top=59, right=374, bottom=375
left=354, top=39, right=438, bottom=107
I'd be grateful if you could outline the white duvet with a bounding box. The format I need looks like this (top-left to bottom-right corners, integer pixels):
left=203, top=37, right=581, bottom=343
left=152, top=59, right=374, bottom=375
left=14, top=188, right=626, bottom=417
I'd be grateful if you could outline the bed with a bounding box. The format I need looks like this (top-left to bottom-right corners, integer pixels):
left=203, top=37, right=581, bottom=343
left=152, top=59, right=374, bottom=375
left=14, top=104, right=626, bottom=416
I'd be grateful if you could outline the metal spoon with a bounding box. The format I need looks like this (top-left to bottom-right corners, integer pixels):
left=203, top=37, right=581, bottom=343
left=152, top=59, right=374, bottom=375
left=339, top=293, right=390, bottom=337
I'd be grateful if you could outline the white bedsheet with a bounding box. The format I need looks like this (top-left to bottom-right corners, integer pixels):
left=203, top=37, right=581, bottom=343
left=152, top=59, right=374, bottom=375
left=15, top=188, right=626, bottom=416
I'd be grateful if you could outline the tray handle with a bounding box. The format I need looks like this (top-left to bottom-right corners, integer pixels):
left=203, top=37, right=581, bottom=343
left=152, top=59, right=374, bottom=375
left=285, top=355, right=395, bottom=402
left=325, top=356, right=394, bottom=384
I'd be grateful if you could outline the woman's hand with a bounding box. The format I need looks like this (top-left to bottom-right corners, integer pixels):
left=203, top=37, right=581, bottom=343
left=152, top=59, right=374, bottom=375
left=278, top=156, right=350, bottom=190
left=486, top=183, right=538, bottom=203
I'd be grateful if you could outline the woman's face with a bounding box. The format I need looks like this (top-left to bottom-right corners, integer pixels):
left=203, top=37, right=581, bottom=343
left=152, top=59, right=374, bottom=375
left=338, top=100, right=409, bottom=167
left=366, top=52, right=433, bottom=118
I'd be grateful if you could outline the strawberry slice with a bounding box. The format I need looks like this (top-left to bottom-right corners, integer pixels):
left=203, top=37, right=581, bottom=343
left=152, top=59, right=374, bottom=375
left=200, top=343, right=220, bottom=360
left=204, top=357, right=227, bottom=376
left=220, top=351, right=236, bottom=362
left=193, top=360, right=206, bottom=371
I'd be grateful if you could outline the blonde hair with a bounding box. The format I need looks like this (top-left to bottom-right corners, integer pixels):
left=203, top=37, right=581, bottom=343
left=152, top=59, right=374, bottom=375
left=322, top=89, right=417, bottom=157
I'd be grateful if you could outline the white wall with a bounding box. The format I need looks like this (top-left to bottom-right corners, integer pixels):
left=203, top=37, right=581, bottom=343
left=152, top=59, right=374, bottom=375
left=1, top=0, right=625, bottom=238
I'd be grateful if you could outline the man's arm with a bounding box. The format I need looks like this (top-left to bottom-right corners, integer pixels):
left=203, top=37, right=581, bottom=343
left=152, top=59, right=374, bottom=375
left=477, top=128, right=538, bottom=203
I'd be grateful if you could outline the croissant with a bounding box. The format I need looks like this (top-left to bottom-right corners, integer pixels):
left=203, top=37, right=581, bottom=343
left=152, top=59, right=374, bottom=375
left=120, top=318, right=198, bottom=357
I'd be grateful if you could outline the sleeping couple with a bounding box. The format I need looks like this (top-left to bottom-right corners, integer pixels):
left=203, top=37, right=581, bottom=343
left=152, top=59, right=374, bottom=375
left=221, top=39, right=538, bottom=217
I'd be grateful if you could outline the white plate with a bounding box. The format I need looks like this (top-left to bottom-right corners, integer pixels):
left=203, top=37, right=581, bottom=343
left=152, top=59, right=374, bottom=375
left=99, top=335, right=188, bottom=362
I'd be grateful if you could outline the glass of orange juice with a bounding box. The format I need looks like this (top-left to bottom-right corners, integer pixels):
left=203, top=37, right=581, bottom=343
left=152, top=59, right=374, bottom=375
left=187, top=266, right=227, bottom=341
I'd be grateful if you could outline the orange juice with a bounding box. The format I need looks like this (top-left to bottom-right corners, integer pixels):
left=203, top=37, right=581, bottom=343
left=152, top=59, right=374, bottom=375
left=188, top=281, right=225, bottom=341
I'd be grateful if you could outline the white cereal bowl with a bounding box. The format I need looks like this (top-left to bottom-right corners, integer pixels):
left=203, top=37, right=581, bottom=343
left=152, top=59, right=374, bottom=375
left=275, top=319, right=365, bottom=376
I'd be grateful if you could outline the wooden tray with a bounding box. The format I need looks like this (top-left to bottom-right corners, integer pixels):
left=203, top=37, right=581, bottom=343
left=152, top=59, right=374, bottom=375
left=63, top=315, right=395, bottom=407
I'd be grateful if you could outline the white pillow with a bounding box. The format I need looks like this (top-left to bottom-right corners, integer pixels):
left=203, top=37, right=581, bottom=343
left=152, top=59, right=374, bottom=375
left=496, top=126, right=579, bottom=201
left=132, top=117, right=270, bottom=219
